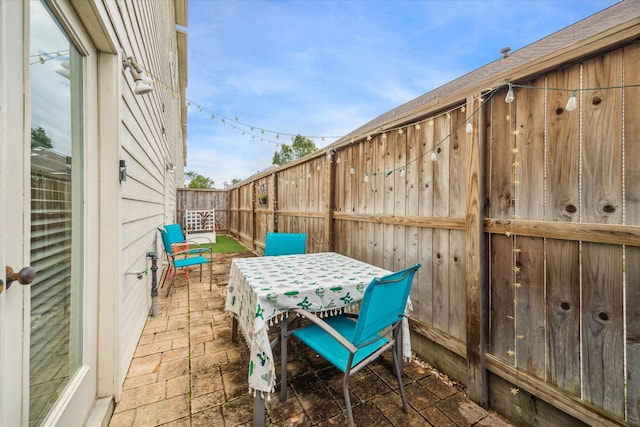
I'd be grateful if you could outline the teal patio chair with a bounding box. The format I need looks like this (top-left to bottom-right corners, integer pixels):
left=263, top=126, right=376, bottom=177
left=283, top=263, right=421, bottom=427
left=263, top=232, right=307, bottom=256
left=158, top=225, right=212, bottom=295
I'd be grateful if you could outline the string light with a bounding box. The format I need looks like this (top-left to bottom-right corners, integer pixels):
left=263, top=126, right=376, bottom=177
left=565, top=91, right=577, bottom=111
left=505, top=84, right=515, bottom=103
left=466, top=121, right=473, bottom=134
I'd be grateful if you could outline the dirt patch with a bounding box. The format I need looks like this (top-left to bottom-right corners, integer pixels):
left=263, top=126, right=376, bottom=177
left=212, top=251, right=257, bottom=296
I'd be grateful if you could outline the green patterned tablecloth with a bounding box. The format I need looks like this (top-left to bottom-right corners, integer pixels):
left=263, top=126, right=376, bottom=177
left=225, top=252, right=394, bottom=394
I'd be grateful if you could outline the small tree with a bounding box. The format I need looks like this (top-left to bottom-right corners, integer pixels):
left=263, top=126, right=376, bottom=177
left=185, top=170, right=215, bottom=189
left=272, top=134, right=317, bottom=166
left=31, top=126, right=53, bottom=149
left=224, top=178, right=242, bottom=188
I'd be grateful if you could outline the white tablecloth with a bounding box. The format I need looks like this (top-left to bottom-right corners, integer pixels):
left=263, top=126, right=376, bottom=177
left=225, top=252, right=412, bottom=394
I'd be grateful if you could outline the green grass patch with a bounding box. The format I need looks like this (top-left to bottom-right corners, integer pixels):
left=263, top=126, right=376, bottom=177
left=209, top=234, right=249, bottom=253
left=189, top=234, right=249, bottom=253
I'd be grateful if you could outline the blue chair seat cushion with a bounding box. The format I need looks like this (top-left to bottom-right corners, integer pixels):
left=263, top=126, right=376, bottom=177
left=173, top=256, right=210, bottom=268
left=293, top=315, right=388, bottom=373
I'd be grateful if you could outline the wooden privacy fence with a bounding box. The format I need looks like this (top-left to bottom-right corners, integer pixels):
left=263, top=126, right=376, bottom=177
left=176, top=188, right=229, bottom=233
left=182, top=35, right=640, bottom=426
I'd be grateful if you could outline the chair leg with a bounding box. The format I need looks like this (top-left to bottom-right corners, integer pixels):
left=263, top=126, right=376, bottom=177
left=392, top=341, right=408, bottom=413
left=280, top=313, right=288, bottom=402
left=166, top=266, right=177, bottom=297
left=208, top=260, right=212, bottom=291
left=343, top=375, right=355, bottom=427
left=231, top=316, right=239, bottom=342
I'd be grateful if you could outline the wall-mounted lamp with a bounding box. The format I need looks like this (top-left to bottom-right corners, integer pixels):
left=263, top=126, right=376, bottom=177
left=122, top=56, right=154, bottom=95
left=119, top=159, right=127, bottom=182
left=56, top=61, right=70, bottom=79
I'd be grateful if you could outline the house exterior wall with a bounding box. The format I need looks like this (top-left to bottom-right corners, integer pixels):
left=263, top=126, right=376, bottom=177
left=102, top=0, right=186, bottom=390
left=0, top=0, right=186, bottom=424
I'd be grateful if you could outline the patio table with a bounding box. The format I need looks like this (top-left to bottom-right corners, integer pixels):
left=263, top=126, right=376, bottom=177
left=225, top=252, right=414, bottom=426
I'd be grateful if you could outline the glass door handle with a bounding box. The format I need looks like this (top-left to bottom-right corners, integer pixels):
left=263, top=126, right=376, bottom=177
left=1, top=266, right=36, bottom=293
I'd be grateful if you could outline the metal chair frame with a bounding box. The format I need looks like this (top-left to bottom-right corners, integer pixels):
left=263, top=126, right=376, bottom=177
left=158, top=225, right=212, bottom=296
left=281, top=263, right=421, bottom=427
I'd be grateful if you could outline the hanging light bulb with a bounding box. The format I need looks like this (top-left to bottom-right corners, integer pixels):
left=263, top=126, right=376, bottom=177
left=350, top=167, right=355, bottom=175
left=400, top=169, right=405, bottom=177
left=565, top=91, right=577, bottom=111
left=466, top=121, right=473, bottom=134
left=364, top=175, right=369, bottom=183
left=505, top=84, right=515, bottom=103
left=565, top=92, right=578, bottom=111
left=431, top=152, right=437, bottom=161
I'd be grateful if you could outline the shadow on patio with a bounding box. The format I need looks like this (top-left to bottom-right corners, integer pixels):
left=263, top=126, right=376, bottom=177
left=107, top=246, right=512, bottom=426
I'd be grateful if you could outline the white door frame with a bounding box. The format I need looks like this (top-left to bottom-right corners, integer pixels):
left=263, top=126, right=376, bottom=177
left=0, top=0, right=30, bottom=424
left=0, top=1, right=103, bottom=425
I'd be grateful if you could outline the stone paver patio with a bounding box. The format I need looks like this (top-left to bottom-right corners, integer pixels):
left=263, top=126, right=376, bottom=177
left=107, top=247, right=512, bottom=426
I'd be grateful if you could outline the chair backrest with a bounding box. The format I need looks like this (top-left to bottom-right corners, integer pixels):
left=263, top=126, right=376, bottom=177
left=264, top=232, right=307, bottom=256
left=158, top=226, right=175, bottom=256
left=164, top=223, right=186, bottom=243
left=159, top=224, right=186, bottom=257
left=351, top=263, right=421, bottom=347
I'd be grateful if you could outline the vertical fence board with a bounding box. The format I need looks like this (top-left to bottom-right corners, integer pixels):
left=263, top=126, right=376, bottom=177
left=515, top=236, right=545, bottom=379
left=372, top=138, right=385, bottom=267
left=627, top=246, right=640, bottom=424
left=488, top=90, right=512, bottom=220
left=547, top=66, right=580, bottom=222
left=417, top=117, right=435, bottom=323
left=513, top=80, right=546, bottom=378
left=490, top=234, right=515, bottom=362
left=546, top=239, right=581, bottom=395
left=449, top=108, right=466, bottom=341
left=433, top=113, right=451, bottom=333
left=406, top=125, right=420, bottom=315
left=516, top=78, right=545, bottom=220
left=625, top=41, right=640, bottom=425
left=583, top=52, right=623, bottom=225
left=362, top=139, right=374, bottom=265
left=582, top=244, right=624, bottom=416
left=394, top=130, right=408, bottom=271
left=384, top=132, right=396, bottom=271
left=625, top=43, right=640, bottom=225
left=357, top=142, right=367, bottom=262
left=581, top=53, right=625, bottom=418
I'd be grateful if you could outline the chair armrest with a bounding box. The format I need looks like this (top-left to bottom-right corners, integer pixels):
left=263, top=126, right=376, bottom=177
left=291, top=308, right=358, bottom=354
left=185, top=237, right=213, bottom=252
left=171, top=243, right=190, bottom=256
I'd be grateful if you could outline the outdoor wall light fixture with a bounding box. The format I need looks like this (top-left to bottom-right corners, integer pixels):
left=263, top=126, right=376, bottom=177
left=119, top=159, right=127, bottom=182
left=122, top=56, right=154, bottom=95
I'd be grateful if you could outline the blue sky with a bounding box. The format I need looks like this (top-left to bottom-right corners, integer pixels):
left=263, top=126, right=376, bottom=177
left=185, top=0, right=618, bottom=188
